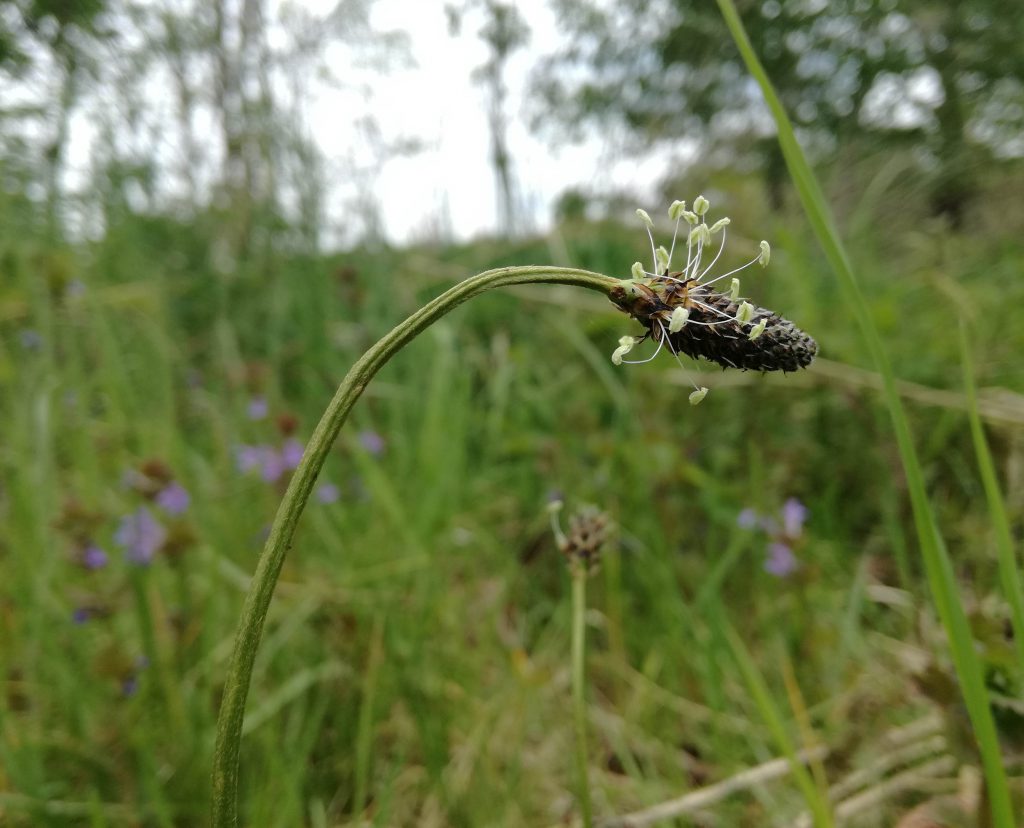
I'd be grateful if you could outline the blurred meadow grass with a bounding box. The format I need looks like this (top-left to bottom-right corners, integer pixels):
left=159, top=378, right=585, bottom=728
left=2, top=162, right=1024, bottom=826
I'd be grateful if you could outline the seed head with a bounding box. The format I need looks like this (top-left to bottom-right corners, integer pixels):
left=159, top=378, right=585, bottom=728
left=558, top=505, right=612, bottom=576
left=608, top=200, right=817, bottom=374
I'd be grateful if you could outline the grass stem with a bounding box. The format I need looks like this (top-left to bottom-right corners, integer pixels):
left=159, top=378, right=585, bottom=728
left=571, top=569, right=593, bottom=828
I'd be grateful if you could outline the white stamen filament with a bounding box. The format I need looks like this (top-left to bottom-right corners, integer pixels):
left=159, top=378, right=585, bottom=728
left=667, top=214, right=682, bottom=268
left=687, top=230, right=705, bottom=280
left=645, top=226, right=658, bottom=275
left=699, top=227, right=728, bottom=280
left=700, top=253, right=762, bottom=287
left=621, top=333, right=665, bottom=364
left=657, top=320, right=703, bottom=391
left=685, top=317, right=741, bottom=327
left=690, top=298, right=738, bottom=321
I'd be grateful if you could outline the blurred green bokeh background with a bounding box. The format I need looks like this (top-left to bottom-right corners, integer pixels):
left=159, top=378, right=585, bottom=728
left=2, top=1, right=1023, bottom=825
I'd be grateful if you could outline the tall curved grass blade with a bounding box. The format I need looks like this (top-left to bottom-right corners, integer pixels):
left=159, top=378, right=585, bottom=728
left=714, top=1, right=1014, bottom=823
left=960, top=321, right=1024, bottom=669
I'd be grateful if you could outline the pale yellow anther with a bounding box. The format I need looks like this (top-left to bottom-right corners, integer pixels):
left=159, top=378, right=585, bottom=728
left=656, top=246, right=670, bottom=271
left=668, top=307, right=689, bottom=333
left=611, top=335, right=638, bottom=365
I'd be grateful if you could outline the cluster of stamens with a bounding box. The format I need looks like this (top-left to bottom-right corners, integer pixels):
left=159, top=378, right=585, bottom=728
left=608, top=197, right=817, bottom=404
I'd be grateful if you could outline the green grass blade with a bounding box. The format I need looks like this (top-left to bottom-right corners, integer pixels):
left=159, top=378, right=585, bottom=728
left=353, top=613, right=386, bottom=818
left=960, top=321, right=1024, bottom=669
left=713, top=1, right=1015, bottom=823
left=722, top=620, right=834, bottom=827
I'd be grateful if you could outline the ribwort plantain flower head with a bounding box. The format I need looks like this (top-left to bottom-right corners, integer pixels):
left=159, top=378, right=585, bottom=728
left=550, top=499, right=612, bottom=577
left=608, top=198, right=817, bottom=400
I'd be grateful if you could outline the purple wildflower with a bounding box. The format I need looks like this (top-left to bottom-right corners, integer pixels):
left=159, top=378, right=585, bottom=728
left=82, top=544, right=109, bottom=570
left=114, top=507, right=167, bottom=565
left=281, top=438, right=304, bottom=470
left=260, top=450, right=286, bottom=483
left=357, top=430, right=386, bottom=456
left=736, top=508, right=760, bottom=529
left=247, top=396, right=268, bottom=420
left=156, top=482, right=190, bottom=516
left=20, top=329, right=42, bottom=350
left=765, top=542, right=798, bottom=577
left=237, top=444, right=293, bottom=483
left=121, top=656, right=149, bottom=697
left=236, top=444, right=268, bottom=474
left=72, top=607, right=92, bottom=624
left=316, top=482, right=340, bottom=504
left=781, top=498, right=808, bottom=538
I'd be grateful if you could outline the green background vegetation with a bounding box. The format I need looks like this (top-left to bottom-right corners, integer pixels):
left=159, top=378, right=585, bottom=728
left=2, top=0, right=1024, bottom=825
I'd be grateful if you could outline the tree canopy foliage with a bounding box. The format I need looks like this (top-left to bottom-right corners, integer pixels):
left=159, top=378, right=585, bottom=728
left=534, top=0, right=1024, bottom=217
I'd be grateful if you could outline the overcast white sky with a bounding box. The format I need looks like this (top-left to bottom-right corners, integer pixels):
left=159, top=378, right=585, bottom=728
left=40, top=0, right=958, bottom=246
left=302, top=0, right=680, bottom=243
left=45, top=0, right=683, bottom=245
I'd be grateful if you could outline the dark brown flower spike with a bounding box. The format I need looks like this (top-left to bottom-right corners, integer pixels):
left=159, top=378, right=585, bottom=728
left=609, top=200, right=817, bottom=402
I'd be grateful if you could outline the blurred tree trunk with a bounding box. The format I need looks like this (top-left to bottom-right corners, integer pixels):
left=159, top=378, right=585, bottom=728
left=45, top=34, right=78, bottom=239
left=929, top=23, right=971, bottom=229
left=162, top=7, right=200, bottom=205
left=212, top=0, right=250, bottom=260
left=466, top=1, right=529, bottom=237
left=487, top=63, right=516, bottom=236
left=210, top=0, right=277, bottom=262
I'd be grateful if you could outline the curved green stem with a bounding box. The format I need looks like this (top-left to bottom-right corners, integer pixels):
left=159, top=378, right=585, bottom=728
left=571, top=570, right=593, bottom=828
left=211, top=266, right=620, bottom=827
